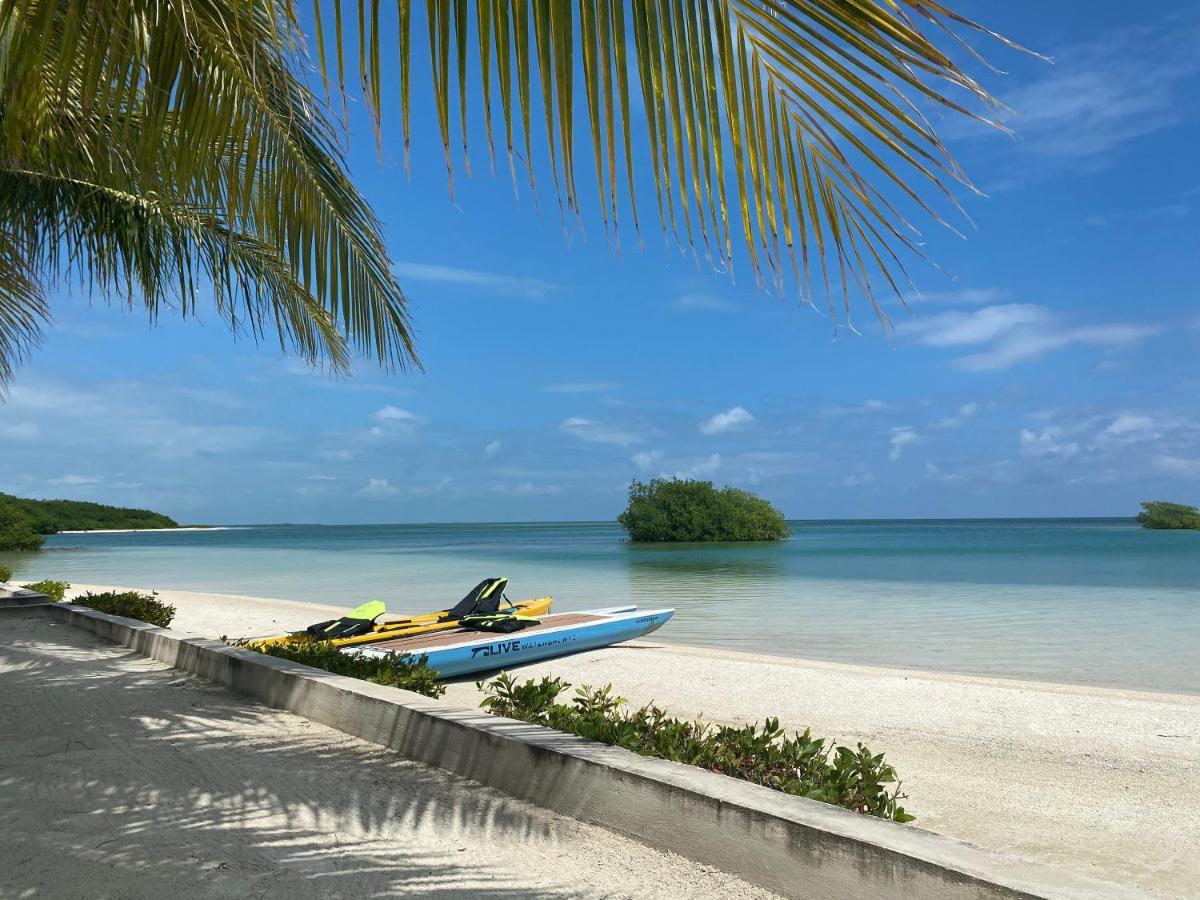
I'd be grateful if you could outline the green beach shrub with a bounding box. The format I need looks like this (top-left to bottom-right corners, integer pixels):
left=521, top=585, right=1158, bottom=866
left=0, top=565, right=11, bottom=583
left=244, top=639, right=445, bottom=699
left=25, top=580, right=70, bottom=602
left=71, top=590, right=176, bottom=627
left=478, top=673, right=914, bottom=822
left=1136, top=500, right=1200, bottom=530
left=618, top=478, right=788, bottom=542
left=0, top=501, right=45, bottom=551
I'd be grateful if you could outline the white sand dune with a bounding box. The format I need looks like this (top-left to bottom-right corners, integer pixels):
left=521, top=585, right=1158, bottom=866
left=54, top=583, right=1200, bottom=896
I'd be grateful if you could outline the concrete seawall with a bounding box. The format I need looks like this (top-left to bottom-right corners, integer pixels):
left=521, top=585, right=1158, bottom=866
left=30, top=601, right=1136, bottom=899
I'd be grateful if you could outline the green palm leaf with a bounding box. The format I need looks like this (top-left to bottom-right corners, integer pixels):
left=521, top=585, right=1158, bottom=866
left=0, top=0, right=415, bottom=382
left=339, top=0, right=1024, bottom=317
left=0, top=0, right=1028, bottom=382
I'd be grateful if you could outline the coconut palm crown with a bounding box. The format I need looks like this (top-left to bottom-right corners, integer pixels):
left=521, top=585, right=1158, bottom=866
left=0, top=0, right=1028, bottom=383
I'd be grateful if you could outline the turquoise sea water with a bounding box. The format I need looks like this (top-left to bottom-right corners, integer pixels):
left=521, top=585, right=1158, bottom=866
left=4, top=519, right=1198, bottom=693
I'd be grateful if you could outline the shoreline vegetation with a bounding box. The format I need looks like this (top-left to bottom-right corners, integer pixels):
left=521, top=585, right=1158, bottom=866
left=1136, top=500, right=1200, bottom=530
left=618, top=479, right=788, bottom=543
left=0, top=492, right=181, bottom=551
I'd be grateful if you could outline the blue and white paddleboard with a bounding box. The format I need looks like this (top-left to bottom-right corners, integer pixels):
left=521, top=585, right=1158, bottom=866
left=349, top=606, right=674, bottom=678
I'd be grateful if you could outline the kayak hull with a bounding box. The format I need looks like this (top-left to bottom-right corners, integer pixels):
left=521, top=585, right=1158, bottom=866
left=353, top=607, right=674, bottom=678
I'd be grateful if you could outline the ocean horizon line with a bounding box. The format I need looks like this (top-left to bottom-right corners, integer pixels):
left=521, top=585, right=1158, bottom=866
left=162, top=515, right=1140, bottom=529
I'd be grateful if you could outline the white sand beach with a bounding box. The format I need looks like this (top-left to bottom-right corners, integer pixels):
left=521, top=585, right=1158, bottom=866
left=55, top=526, right=229, bottom=534
left=50, top=584, right=1200, bottom=897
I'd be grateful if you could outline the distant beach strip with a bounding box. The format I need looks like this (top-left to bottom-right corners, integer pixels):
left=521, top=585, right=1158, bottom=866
left=55, top=526, right=231, bottom=534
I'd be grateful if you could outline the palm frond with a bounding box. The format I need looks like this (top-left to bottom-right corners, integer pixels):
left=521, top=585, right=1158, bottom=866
left=321, top=0, right=1029, bottom=323
left=0, top=0, right=416, bottom=381
left=0, top=229, right=47, bottom=386
left=0, top=165, right=359, bottom=368
left=0, top=0, right=1028, bottom=385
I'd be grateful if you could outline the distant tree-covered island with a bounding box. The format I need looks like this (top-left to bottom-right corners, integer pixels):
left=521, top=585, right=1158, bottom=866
left=618, top=479, right=789, bottom=543
left=0, top=493, right=179, bottom=551
left=1136, top=501, right=1200, bottom=530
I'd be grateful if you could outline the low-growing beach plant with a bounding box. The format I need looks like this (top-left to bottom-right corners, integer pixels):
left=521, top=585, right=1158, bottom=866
left=24, top=580, right=70, bottom=602
left=71, top=590, right=176, bottom=627
left=242, top=639, right=445, bottom=699
left=0, top=565, right=11, bottom=582
left=479, top=673, right=914, bottom=823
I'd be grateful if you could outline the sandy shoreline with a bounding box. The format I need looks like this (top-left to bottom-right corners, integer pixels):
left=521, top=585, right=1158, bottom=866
left=54, top=583, right=1200, bottom=896
left=55, top=526, right=229, bottom=534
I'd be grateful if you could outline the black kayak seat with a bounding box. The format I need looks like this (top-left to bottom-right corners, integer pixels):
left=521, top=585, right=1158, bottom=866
left=441, top=577, right=510, bottom=621
left=460, top=612, right=541, bottom=634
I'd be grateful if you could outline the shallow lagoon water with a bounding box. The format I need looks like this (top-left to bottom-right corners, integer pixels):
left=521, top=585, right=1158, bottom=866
left=5, top=518, right=1198, bottom=693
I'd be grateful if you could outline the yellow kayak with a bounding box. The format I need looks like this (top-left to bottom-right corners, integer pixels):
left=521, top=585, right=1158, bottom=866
left=330, top=595, right=552, bottom=648
left=252, top=577, right=552, bottom=649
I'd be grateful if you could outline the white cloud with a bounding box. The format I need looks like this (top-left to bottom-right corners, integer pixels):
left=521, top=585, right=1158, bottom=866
left=359, top=477, right=399, bottom=497
left=933, top=402, right=981, bottom=430
left=701, top=406, right=755, bottom=435
left=677, top=453, right=722, bottom=479
left=6, top=381, right=277, bottom=461
left=924, top=462, right=967, bottom=483
left=303, top=474, right=338, bottom=481
left=369, top=406, right=423, bottom=437
left=319, top=449, right=356, bottom=462
left=483, top=440, right=501, bottom=459
left=820, top=400, right=890, bottom=418
left=997, top=25, right=1200, bottom=162
left=543, top=381, right=620, bottom=393
left=560, top=417, right=640, bottom=446
left=1094, top=414, right=1161, bottom=447
left=412, top=476, right=453, bottom=495
left=394, top=262, right=558, bottom=299
left=889, top=427, right=919, bottom=461
left=631, top=450, right=664, bottom=472
left=373, top=406, right=419, bottom=424
left=1020, top=428, right=1081, bottom=460
left=897, top=302, right=1162, bottom=371
left=49, top=474, right=101, bottom=486
left=842, top=473, right=875, bottom=488
left=946, top=22, right=1200, bottom=172
left=957, top=323, right=1162, bottom=372
left=490, top=482, right=563, bottom=496
left=896, top=304, right=1049, bottom=348
left=911, top=287, right=1012, bottom=306
left=1154, top=455, right=1200, bottom=479
left=1084, top=203, right=1189, bottom=229
left=673, top=292, right=736, bottom=312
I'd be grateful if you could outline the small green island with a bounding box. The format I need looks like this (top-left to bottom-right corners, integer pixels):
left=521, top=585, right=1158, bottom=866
left=0, top=492, right=179, bottom=551
left=618, top=478, right=789, bottom=543
left=1136, top=500, right=1200, bottom=530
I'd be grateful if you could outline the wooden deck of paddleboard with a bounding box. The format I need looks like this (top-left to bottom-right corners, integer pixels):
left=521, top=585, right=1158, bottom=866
left=364, top=613, right=603, bottom=652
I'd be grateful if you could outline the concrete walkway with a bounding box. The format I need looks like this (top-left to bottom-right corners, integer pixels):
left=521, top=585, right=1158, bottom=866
left=0, top=611, right=774, bottom=899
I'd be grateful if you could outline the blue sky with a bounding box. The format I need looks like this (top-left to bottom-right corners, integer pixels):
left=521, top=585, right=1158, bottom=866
left=1, top=2, right=1198, bottom=523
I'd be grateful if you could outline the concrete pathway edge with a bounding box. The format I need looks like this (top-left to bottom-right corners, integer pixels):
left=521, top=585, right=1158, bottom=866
left=38, top=602, right=1138, bottom=900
